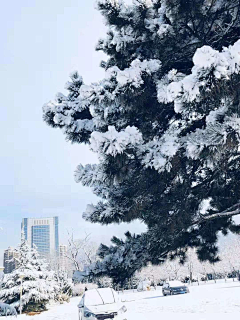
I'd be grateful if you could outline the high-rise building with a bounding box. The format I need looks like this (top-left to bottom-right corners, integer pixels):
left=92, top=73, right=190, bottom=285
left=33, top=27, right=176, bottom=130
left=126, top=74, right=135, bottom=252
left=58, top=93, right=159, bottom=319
left=21, top=217, right=59, bottom=257
left=3, top=247, right=19, bottom=274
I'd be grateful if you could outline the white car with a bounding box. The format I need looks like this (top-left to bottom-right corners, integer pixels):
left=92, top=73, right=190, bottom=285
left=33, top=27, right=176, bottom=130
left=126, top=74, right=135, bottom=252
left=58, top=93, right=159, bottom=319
left=78, top=287, right=127, bottom=320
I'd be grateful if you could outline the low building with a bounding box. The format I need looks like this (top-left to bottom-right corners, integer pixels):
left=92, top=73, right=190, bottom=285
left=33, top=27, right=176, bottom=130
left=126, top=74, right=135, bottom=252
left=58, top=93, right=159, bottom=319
left=3, top=247, right=19, bottom=274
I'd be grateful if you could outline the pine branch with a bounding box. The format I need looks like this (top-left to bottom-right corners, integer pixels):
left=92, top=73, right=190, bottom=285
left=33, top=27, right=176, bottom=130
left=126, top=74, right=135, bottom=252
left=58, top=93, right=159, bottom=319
left=199, top=202, right=240, bottom=222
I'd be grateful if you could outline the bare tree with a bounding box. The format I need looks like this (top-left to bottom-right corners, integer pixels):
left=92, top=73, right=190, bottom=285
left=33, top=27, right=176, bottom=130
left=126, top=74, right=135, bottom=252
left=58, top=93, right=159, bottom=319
left=220, top=238, right=240, bottom=281
left=65, top=231, right=98, bottom=272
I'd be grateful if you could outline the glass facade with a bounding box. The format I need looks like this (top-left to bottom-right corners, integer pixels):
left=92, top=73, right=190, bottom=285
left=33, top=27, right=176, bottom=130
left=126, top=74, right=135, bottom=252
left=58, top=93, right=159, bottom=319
left=32, top=225, right=50, bottom=254
left=54, top=216, right=59, bottom=255
left=22, top=217, right=59, bottom=256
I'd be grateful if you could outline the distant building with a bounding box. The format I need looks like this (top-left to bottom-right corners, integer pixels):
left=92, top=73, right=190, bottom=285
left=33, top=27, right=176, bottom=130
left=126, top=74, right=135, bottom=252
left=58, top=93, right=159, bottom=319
left=59, top=244, right=69, bottom=271
left=3, top=247, right=19, bottom=274
left=21, top=217, right=59, bottom=257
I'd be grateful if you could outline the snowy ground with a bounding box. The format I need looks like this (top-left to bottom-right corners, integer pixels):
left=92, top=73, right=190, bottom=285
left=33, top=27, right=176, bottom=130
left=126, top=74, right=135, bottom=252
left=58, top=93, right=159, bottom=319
left=14, top=280, right=240, bottom=319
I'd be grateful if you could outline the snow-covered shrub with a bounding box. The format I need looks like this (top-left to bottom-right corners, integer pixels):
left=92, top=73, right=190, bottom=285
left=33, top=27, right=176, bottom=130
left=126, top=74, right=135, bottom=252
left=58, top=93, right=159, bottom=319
left=72, top=283, right=98, bottom=297
left=55, top=271, right=73, bottom=297
left=0, top=233, right=60, bottom=313
left=0, top=302, right=17, bottom=317
left=121, top=276, right=139, bottom=290
left=137, top=280, right=151, bottom=292
left=96, top=276, right=113, bottom=288
left=57, top=294, right=70, bottom=304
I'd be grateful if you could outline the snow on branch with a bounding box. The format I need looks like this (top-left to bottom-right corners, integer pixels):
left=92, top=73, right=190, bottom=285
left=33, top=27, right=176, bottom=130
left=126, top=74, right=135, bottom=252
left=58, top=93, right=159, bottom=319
left=200, top=202, right=240, bottom=222
left=43, top=71, right=95, bottom=143
left=157, top=39, right=240, bottom=113
left=184, top=98, right=240, bottom=159
left=141, top=122, right=181, bottom=172
left=80, top=59, right=161, bottom=103
left=74, top=164, right=110, bottom=198
left=187, top=202, right=240, bottom=231
left=83, top=202, right=119, bottom=223
left=90, top=125, right=143, bottom=156
left=100, top=25, right=145, bottom=53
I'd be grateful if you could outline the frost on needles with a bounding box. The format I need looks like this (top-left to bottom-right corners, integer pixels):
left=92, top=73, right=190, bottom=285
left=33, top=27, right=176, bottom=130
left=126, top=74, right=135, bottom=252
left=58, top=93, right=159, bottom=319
left=43, top=0, right=240, bottom=285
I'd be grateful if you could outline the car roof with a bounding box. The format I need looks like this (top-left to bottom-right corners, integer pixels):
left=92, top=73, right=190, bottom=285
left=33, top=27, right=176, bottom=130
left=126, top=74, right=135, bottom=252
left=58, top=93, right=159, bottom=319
left=84, top=288, right=118, bottom=306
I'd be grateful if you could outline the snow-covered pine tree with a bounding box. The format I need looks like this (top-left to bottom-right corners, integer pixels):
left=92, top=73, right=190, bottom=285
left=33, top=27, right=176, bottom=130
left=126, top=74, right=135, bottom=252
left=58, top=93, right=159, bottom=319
left=0, top=233, right=59, bottom=313
left=55, top=271, right=73, bottom=296
left=43, top=0, right=240, bottom=284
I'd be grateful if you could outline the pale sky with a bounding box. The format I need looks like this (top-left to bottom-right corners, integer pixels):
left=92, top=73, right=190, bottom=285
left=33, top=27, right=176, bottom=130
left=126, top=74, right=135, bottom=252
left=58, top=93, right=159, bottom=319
left=0, top=0, right=145, bottom=264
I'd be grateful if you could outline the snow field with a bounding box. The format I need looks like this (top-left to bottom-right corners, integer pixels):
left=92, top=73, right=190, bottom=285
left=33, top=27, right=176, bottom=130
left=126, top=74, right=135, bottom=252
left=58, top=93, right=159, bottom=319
left=13, top=280, right=240, bottom=320
left=125, top=281, right=240, bottom=319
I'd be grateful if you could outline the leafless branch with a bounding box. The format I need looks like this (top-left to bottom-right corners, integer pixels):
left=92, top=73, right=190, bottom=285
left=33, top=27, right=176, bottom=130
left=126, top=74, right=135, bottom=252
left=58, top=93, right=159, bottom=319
left=64, top=231, right=98, bottom=271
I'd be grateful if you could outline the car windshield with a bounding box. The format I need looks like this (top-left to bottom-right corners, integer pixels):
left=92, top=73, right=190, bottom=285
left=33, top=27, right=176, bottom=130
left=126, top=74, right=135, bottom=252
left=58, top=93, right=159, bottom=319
left=168, top=281, right=184, bottom=287
left=84, top=288, right=118, bottom=306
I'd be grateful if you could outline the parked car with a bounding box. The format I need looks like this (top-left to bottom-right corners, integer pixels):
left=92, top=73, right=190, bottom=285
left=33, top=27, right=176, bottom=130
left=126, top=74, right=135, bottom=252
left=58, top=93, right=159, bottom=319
left=162, top=281, right=189, bottom=296
left=78, top=287, right=127, bottom=320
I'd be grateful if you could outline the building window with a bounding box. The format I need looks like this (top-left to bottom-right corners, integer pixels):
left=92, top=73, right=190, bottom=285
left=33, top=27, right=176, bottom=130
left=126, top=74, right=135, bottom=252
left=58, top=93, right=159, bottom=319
left=32, top=225, right=50, bottom=255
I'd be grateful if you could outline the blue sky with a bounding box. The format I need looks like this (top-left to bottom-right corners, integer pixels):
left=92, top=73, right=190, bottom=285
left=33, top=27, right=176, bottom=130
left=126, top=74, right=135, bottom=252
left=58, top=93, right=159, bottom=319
left=0, top=0, right=144, bottom=264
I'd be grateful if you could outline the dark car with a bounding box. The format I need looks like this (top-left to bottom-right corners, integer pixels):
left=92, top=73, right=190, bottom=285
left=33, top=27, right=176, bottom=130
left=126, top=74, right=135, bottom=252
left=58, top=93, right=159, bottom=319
left=162, top=281, right=189, bottom=296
